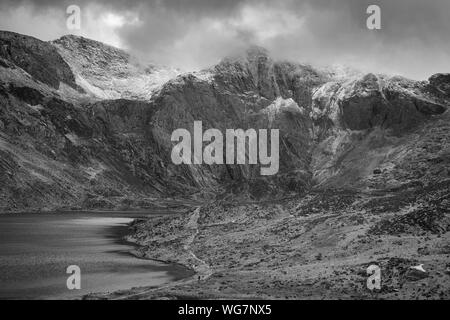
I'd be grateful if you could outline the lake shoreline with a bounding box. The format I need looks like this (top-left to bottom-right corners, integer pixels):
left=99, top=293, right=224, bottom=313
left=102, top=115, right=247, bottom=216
left=82, top=218, right=197, bottom=300
left=77, top=213, right=197, bottom=300
left=84, top=208, right=210, bottom=300
left=111, top=218, right=197, bottom=283
left=0, top=212, right=196, bottom=300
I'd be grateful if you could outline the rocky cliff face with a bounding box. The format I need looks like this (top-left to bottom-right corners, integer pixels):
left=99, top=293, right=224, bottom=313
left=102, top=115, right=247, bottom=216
left=52, top=35, right=180, bottom=100
left=0, top=31, right=78, bottom=90
left=0, top=31, right=448, bottom=212
left=310, top=72, right=449, bottom=188
left=148, top=47, right=330, bottom=198
left=0, top=32, right=185, bottom=211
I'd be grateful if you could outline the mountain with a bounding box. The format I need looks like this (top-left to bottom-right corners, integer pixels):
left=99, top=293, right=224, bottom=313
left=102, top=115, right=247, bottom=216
left=0, top=31, right=184, bottom=211
left=1, top=30, right=449, bottom=299
left=52, top=35, right=180, bottom=100
left=0, top=31, right=448, bottom=212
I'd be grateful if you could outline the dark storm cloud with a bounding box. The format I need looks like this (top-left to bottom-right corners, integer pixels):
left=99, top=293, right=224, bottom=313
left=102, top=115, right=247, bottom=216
left=0, top=0, right=449, bottom=79
left=0, top=0, right=249, bottom=13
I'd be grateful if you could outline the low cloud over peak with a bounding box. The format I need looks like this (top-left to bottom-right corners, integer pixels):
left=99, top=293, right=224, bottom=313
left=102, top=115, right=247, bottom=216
left=0, top=0, right=449, bottom=79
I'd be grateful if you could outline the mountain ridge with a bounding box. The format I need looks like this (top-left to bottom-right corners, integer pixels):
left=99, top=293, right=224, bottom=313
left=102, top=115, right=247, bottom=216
left=0, top=30, right=448, bottom=212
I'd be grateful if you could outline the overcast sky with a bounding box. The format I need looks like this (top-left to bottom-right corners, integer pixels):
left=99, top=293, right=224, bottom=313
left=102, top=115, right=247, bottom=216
left=0, top=0, right=449, bottom=79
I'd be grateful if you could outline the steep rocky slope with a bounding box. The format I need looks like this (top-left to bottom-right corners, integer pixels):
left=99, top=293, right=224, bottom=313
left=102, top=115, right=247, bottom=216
left=0, top=32, right=185, bottom=212
left=52, top=35, right=180, bottom=100
left=148, top=47, right=330, bottom=198
left=0, top=31, right=78, bottom=90
left=147, top=47, right=448, bottom=199
left=0, top=31, right=448, bottom=214
left=0, top=85, right=174, bottom=211
left=310, top=73, right=448, bottom=188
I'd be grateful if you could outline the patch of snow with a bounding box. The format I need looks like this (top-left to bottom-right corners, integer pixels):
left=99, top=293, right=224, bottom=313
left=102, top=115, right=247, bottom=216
left=193, top=70, right=215, bottom=83
left=75, top=74, right=116, bottom=99
left=262, top=97, right=304, bottom=123
left=410, top=264, right=426, bottom=273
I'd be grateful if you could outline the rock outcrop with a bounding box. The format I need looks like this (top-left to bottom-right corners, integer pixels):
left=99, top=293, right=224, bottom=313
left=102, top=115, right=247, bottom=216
left=0, top=31, right=78, bottom=90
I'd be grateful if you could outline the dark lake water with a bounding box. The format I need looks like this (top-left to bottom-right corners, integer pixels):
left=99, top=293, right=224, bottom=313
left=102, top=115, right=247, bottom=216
left=0, top=212, right=191, bottom=300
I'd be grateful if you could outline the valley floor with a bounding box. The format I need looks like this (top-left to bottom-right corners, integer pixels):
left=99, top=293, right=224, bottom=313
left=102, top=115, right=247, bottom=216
left=86, top=184, right=450, bottom=300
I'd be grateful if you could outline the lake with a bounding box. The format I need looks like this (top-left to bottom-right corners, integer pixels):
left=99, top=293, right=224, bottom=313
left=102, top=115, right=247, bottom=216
left=0, top=212, right=192, bottom=300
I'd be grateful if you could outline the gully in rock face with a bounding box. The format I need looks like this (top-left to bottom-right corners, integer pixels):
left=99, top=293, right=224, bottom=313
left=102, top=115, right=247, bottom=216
left=171, top=121, right=280, bottom=176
